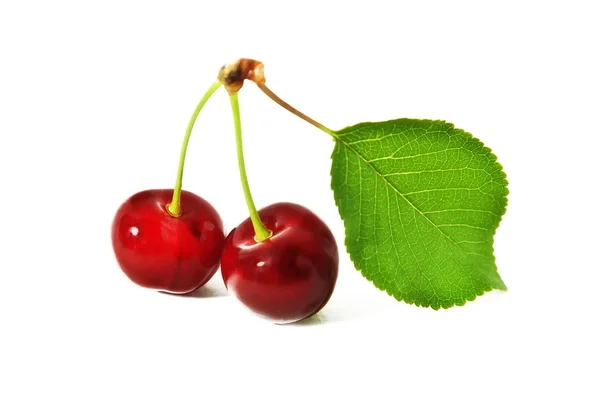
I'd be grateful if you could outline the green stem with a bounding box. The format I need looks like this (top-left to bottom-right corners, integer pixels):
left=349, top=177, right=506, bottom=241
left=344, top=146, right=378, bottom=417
left=229, top=92, right=272, bottom=242
left=256, top=83, right=335, bottom=136
left=167, top=81, right=222, bottom=217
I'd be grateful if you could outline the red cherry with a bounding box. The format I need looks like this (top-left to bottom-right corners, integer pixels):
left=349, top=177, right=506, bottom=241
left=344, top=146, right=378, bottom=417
left=220, top=202, right=339, bottom=324
left=111, top=189, right=225, bottom=294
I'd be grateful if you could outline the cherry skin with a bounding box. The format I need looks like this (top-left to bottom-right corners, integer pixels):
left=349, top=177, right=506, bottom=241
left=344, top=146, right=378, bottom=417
left=220, top=202, right=339, bottom=324
left=111, top=189, right=225, bottom=294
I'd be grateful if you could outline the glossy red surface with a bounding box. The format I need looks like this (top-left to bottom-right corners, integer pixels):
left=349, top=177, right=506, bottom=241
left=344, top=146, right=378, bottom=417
left=111, top=189, right=225, bottom=293
left=220, top=202, right=339, bottom=324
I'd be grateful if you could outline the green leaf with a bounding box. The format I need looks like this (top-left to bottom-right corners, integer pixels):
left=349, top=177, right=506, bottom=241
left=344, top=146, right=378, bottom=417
left=330, top=119, right=508, bottom=309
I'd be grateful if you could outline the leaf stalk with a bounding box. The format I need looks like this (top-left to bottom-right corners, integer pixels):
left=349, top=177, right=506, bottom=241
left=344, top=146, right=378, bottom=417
left=255, top=83, right=335, bottom=137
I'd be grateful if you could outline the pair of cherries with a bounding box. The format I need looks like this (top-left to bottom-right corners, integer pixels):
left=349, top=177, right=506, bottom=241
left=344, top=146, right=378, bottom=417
left=111, top=59, right=339, bottom=324
left=111, top=192, right=338, bottom=324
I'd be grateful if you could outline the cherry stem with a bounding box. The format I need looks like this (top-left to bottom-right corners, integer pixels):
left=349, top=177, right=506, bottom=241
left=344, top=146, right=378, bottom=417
left=229, top=92, right=273, bottom=242
left=255, top=83, right=334, bottom=137
left=167, top=81, right=222, bottom=217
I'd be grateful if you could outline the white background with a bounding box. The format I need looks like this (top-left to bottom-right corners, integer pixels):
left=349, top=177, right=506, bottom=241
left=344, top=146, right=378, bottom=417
left=1, top=1, right=598, bottom=417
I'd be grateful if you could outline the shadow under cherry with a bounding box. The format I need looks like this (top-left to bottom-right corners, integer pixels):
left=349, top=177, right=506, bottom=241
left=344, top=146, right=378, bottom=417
left=159, top=281, right=229, bottom=298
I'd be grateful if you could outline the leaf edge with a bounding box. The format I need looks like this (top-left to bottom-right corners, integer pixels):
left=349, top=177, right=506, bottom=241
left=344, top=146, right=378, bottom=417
left=329, top=117, right=510, bottom=310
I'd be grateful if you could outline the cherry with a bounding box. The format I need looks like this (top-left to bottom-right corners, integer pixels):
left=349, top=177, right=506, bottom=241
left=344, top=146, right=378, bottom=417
left=111, top=81, right=226, bottom=293
left=217, top=62, right=339, bottom=323
left=221, top=202, right=338, bottom=323
left=112, top=189, right=225, bottom=293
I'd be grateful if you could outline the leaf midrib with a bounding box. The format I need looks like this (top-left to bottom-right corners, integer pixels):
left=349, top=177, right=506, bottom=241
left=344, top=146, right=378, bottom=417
left=331, top=131, right=486, bottom=261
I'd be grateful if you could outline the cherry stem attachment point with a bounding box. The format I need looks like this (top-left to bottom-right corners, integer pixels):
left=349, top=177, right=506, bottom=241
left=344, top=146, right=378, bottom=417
left=229, top=92, right=273, bottom=242
left=255, top=83, right=334, bottom=137
left=167, top=81, right=222, bottom=217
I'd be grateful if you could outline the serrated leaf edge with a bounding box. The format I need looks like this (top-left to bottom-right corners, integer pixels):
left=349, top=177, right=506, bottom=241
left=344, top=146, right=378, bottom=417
left=329, top=118, right=509, bottom=309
